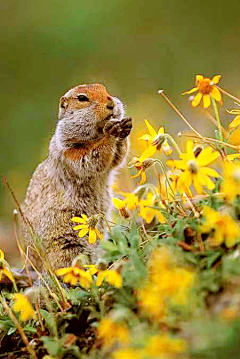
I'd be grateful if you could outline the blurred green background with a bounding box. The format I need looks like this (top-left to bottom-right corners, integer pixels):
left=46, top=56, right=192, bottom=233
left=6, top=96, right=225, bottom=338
left=1, top=0, right=240, bottom=225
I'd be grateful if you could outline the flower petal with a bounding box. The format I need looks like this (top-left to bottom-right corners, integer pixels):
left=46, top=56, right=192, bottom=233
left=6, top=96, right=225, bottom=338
left=193, top=175, right=203, bottom=194
left=227, top=153, right=240, bottom=161
left=0, top=249, right=4, bottom=260
left=140, top=145, right=156, bottom=161
left=197, top=149, right=219, bottom=166
left=228, top=127, right=240, bottom=146
left=96, top=272, right=104, bottom=286
left=196, top=147, right=213, bottom=164
left=186, top=140, right=194, bottom=154
left=167, top=160, right=188, bottom=170
left=209, top=228, right=224, bottom=247
left=89, top=229, right=97, bottom=244
left=144, top=120, right=157, bottom=138
left=178, top=171, right=192, bottom=189
left=139, top=171, right=147, bottom=185
left=56, top=267, right=72, bottom=276
left=131, top=169, right=142, bottom=179
left=196, top=75, right=204, bottom=83
left=201, top=174, right=216, bottom=190
left=182, top=87, right=198, bottom=95
left=69, top=275, right=78, bottom=286
left=192, top=92, right=202, bottom=107
left=200, top=167, right=219, bottom=178
left=157, top=127, right=164, bottom=135
left=73, top=224, right=88, bottom=230
left=3, top=268, right=14, bottom=282
left=210, top=87, right=222, bottom=102
left=95, top=228, right=103, bottom=240
left=138, top=134, right=152, bottom=141
left=78, top=228, right=89, bottom=238
left=212, top=75, right=221, bottom=84
left=71, top=217, right=86, bottom=223
left=203, top=94, right=211, bottom=108
left=112, top=198, right=125, bottom=209
left=229, top=115, right=240, bottom=128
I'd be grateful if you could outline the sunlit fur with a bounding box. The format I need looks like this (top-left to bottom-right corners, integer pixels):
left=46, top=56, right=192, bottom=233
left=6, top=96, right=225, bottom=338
left=22, top=83, right=131, bottom=270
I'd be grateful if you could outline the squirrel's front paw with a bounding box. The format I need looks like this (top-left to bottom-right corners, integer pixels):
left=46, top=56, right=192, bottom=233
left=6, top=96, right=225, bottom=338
left=104, top=117, right=132, bottom=139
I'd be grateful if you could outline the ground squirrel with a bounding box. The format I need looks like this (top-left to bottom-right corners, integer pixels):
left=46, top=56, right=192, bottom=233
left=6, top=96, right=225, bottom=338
left=22, top=83, right=132, bottom=271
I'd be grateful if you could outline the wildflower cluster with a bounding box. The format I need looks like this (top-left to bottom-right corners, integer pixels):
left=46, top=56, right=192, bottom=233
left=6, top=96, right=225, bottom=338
left=97, top=248, right=191, bottom=358
left=137, top=247, right=195, bottom=321
left=56, top=264, right=122, bottom=289
left=2, top=74, right=240, bottom=359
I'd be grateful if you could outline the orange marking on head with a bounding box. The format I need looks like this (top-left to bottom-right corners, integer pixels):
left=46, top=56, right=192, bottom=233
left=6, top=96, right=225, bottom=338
left=68, top=83, right=112, bottom=104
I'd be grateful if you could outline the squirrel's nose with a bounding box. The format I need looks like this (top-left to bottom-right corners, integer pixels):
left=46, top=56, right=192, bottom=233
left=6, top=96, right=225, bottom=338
left=106, top=98, right=114, bottom=110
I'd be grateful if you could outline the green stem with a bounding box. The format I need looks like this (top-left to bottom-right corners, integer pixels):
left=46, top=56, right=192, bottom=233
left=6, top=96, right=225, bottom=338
left=211, top=98, right=223, bottom=142
left=153, top=160, right=175, bottom=199
left=163, top=134, right=182, bottom=155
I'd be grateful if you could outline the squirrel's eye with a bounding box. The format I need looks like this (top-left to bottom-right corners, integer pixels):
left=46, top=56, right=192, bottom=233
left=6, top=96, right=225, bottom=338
left=77, top=94, right=89, bottom=102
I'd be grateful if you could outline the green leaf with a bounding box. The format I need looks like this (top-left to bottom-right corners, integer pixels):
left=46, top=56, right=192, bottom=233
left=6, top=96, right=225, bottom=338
left=41, top=336, right=61, bottom=357
left=129, top=234, right=139, bottom=249
left=7, top=327, right=17, bottom=335
left=66, top=345, right=82, bottom=358
left=101, top=240, right=119, bottom=252
left=206, top=251, right=222, bottom=269
left=40, top=309, right=56, bottom=334
left=67, top=288, right=89, bottom=304
left=23, top=326, right=37, bottom=333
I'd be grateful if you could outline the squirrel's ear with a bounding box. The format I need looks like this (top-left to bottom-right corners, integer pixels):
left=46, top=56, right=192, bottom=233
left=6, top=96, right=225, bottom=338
left=58, top=96, right=68, bottom=120
left=59, top=96, right=68, bottom=109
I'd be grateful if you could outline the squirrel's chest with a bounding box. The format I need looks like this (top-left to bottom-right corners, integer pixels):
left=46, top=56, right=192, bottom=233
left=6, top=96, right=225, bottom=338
left=61, top=178, right=111, bottom=216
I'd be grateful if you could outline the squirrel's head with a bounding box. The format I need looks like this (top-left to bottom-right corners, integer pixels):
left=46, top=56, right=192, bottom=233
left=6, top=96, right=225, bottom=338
left=56, top=83, right=124, bottom=151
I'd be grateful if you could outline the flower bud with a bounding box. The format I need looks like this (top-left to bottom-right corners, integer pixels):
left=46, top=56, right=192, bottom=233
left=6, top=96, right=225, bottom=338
left=119, top=206, right=131, bottom=219
left=142, top=158, right=154, bottom=170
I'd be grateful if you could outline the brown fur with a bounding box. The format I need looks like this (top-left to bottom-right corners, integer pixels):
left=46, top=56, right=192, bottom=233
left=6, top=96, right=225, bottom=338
left=22, top=83, right=132, bottom=271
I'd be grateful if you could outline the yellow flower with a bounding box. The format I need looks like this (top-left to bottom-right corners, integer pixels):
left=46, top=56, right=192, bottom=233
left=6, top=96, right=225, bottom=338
left=72, top=214, right=103, bottom=244
left=113, top=348, right=143, bottom=359
left=129, top=156, right=154, bottom=184
left=138, top=193, right=165, bottom=224
left=112, top=197, right=125, bottom=209
left=201, top=206, right=240, bottom=248
left=167, top=141, right=220, bottom=194
left=0, top=249, right=14, bottom=283
left=114, top=192, right=139, bottom=210
left=226, top=153, right=240, bottom=161
left=221, top=162, right=240, bottom=202
left=12, top=293, right=35, bottom=321
left=169, top=173, right=193, bottom=200
left=137, top=247, right=195, bottom=321
left=183, top=74, right=222, bottom=108
left=228, top=127, right=240, bottom=146
left=113, top=192, right=140, bottom=218
left=143, top=333, right=187, bottom=358
left=112, top=197, right=131, bottom=218
left=139, top=120, right=172, bottom=160
left=137, top=284, right=167, bottom=320
left=55, top=266, right=93, bottom=288
left=98, top=318, right=130, bottom=349
left=96, top=269, right=122, bottom=288
left=228, top=107, right=240, bottom=128
left=113, top=334, right=187, bottom=359
left=83, top=264, right=99, bottom=275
